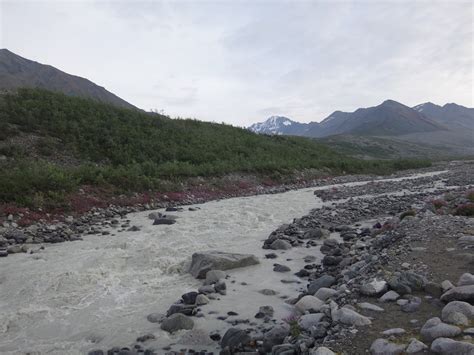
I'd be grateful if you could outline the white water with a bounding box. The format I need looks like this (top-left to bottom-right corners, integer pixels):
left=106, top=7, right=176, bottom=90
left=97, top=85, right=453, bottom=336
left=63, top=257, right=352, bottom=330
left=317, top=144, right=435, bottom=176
left=0, top=170, right=450, bottom=354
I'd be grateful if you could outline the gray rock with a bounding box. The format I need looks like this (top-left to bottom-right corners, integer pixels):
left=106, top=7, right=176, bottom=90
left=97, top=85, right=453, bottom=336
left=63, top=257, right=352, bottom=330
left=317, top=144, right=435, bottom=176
left=370, top=338, right=405, bottom=355
left=388, top=272, right=427, bottom=294
left=458, top=235, right=474, bottom=248
left=295, top=295, right=324, bottom=313
left=204, top=270, right=227, bottom=285
left=441, top=285, right=474, bottom=303
left=153, top=218, right=176, bottom=225
left=420, top=317, right=462, bottom=342
left=331, top=302, right=371, bottom=326
left=221, top=328, right=251, bottom=349
left=379, top=290, right=400, bottom=302
left=198, top=285, right=215, bottom=294
left=406, top=338, right=428, bottom=353
left=303, top=228, right=324, bottom=239
left=195, top=294, right=210, bottom=306
left=308, top=275, right=336, bottom=294
left=263, top=325, right=289, bottom=352
left=310, top=347, right=336, bottom=355
left=270, top=239, right=292, bottom=250
left=381, top=328, right=405, bottom=336
left=441, top=280, right=455, bottom=292
left=430, top=337, right=474, bottom=354
left=189, top=251, right=259, bottom=278
left=148, top=212, right=162, bottom=220
left=259, top=289, right=278, bottom=296
left=314, top=287, right=338, bottom=301
left=401, top=297, right=421, bottom=313
left=361, top=279, right=388, bottom=296
left=441, top=301, right=474, bottom=326
left=298, top=313, right=325, bottom=331
left=178, top=329, right=214, bottom=346
left=160, top=313, right=194, bottom=333
left=273, top=264, right=291, bottom=272
left=458, top=273, right=474, bottom=286
left=146, top=312, right=164, bottom=323
left=358, top=302, right=384, bottom=312
left=272, top=344, right=297, bottom=355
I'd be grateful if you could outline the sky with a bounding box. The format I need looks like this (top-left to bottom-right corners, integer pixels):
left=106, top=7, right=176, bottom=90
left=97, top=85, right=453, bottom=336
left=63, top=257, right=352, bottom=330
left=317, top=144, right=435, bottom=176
left=1, top=0, right=473, bottom=126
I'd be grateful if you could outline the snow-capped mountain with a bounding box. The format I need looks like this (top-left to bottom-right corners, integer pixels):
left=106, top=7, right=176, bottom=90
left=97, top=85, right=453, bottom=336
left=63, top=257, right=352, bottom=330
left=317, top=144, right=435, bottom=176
left=248, top=116, right=308, bottom=135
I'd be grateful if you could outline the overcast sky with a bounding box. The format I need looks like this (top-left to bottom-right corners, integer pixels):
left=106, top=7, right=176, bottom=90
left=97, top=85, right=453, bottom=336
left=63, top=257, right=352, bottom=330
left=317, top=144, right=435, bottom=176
left=1, top=0, right=472, bottom=125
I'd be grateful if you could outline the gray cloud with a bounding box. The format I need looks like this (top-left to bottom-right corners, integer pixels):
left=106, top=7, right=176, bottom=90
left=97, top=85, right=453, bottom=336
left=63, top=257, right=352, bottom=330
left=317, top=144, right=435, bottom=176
left=1, top=0, right=472, bottom=125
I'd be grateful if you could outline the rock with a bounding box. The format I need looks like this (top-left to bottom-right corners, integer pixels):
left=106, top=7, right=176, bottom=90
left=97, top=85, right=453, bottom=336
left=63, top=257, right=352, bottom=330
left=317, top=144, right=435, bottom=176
left=0, top=249, right=7, bottom=257
left=195, top=294, right=210, bottom=306
left=273, top=264, right=291, bottom=272
left=358, top=302, right=384, bottom=312
left=259, top=289, right=278, bottom=296
left=458, top=273, right=474, bottom=286
left=401, top=297, right=421, bottom=313
left=420, top=317, right=462, bottom=342
left=379, top=290, right=400, bottom=302
left=148, top=212, right=162, bottom=220
left=298, top=313, right=325, bottom=331
left=303, top=228, right=324, bottom=239
left=308, top=275, right=336, bottom=294
left=310, top=347, right=336, bottom=355
left=265, top=253, right=278, bottom=259
left=262, top=325, right=289, bottom=352
left=425, top=281, right=443, bottom=297
left=430, top=337, right=474, bottom=354
left=255, top=305, right=274, bottom=318
left=360, top=279, right=388, bottom=296
left=406, top=338, right=428, bottom=353
left=388, top=272, right=427, bottom=294
left=189, top=251, right=259, bottom=278
left=178, top=329, right=214, bottom=346
left=136, top=333, right=155, bottom=342
left=182, top=291, right=199, bottom=305
left=381, top=328, right=405, bottom=336
left=270, top=239, right=292, bottom=250
left=215, top=280, right=226, bottom=294
left=441, top=280, right=455, bottom=292
left=314, top=288, right=338, bottom=301
left=146, top=312, right=164, bottom=323
left=127, top=226, right=140, bottom=232
left=331, top=302, right=371, bottom=326
left=441, top=285, right=474, bottom=303
left=295, top=295, right=324, bottom=313
left=370, top=338, right=405, bottom=355
left=204, top=270, right=227, bottom=285
left=322, top=255, right=342, bottom=266
left=198, top=285, right=215, bottom=294
left=272, top=344, right=297, bottom=355
left=441, top=301, right=474, bottom=326
left=153, top=218, right=176, bottom=225
left=4, top=229, right=27, bottom=243
left=160, top=313, right=194, bottom=333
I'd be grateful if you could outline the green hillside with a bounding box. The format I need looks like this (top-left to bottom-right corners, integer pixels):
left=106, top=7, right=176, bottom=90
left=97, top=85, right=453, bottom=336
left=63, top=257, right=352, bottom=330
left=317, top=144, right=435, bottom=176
left=0, top=89, right=430, bottom=207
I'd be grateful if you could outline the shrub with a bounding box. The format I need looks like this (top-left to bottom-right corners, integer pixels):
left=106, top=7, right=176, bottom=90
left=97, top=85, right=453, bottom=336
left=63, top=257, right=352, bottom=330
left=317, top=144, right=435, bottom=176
left=432, top=199, right=448, bottom=209
left=455, top=203, right=474, bottom=217
left=400, top=209, right=416, bottom=220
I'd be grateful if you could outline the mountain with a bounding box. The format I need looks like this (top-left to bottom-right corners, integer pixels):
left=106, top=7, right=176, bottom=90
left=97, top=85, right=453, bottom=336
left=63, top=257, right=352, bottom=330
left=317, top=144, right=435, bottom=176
left=413, top=102, right=474, bottom=130
left=248, top=116, right=310, bottom=135
left=0, top=49, right=135, bottom=109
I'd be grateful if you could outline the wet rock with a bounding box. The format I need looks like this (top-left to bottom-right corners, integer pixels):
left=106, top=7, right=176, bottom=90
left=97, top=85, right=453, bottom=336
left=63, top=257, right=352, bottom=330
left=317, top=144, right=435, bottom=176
left=88, top=350, right=104, bottom=355
left=369, top=338, right=405, bottom=355
left=265, top=253, right=278, bottom=259
left=136, top=333, right=155, bottom=342
left=273, top=264, right=291, bottom=272
left=298, top=313, right=325, bottom=331
left=379, top=290, right=400, bottom=302
left=270, top=239, right=292, bottom=250
left=322, top=255, right=342, bottom=266
left=406, top=338, right=428, bottom=353
left=178, top=329, right=214, bottom=346
left=388, top=272, right=427, bottom=294
left=303, top=228, right=324, bottom=239
left=430, top=337, right=474, bottom=354
left=166, top=303, right=196, bottom=317
left=198, top=285, right=215, bottom=294
left=314, top=287, right=337, bottom=301
left=262, top=325, right=289, bottom=352
left=195, top=294, right=210, bottom=306
left=146, top=312, right=164, bottom=323
left=127, top=226, right=140, bottom=232
left=458, top=273, right=474, bottom=286
left=441, top=285, right=474, bottom=303
left=360, top=279, right=388, bottom=296
left=420, top=317, right=462, bottom=342
left=259, top=289, right=278, bottom=296
left=153, top=218, right=176, bottom=225
left=272, top=344, right=297, bottom=355
left=221, top=328, right=251, bottom=349
left=204, top=270, right=227, bottom=285
left=182, top=291, right=199, bottom=305
left=148, top=212, right=162, bottom=220
left=295, top=295, right=324, bottom=313
left=215, top=280, right=226, bottom=294
left=255, top=305, right=274, bottom=319
left=189, top=251, right=259, bottom=278
left=160, top=313, right=194, bottom=333
left=441, top=301, right=474, bottom=326
left=308, top=275, right=336, bottom=294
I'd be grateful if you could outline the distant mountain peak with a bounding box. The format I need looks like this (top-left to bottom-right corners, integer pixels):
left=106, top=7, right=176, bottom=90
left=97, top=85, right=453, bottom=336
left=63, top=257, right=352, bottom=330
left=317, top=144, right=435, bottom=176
left=248, top=115, right=296, bottom=134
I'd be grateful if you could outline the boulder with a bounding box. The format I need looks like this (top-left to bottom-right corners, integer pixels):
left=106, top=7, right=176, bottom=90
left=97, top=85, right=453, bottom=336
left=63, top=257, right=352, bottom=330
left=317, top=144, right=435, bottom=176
left=160, top=313, right=194, bottom=333
left=401, top=296, right=422, bottom=313
left=420, top=317, right=462, bottom=342
left=204, top=270, right=227, bottom=285
left=331, top=302, right=371, bottom=326
left=388, top=272, right=427, bottom=294
left=295, top=295, right=324, bottom=313
left=270, top=239, right=292, bottom=250
left=195, top=294, right=209, bottom=305
left=310, top=347, right=336, bottom=355
left=379, top=290, right=400, bottom=302
left=298, top=313, right=325, bottom=331
left=262, top=325, right=289, bottom=352
left=406, top=338, right=428, bottom=353
left=441, top=285, right=474, bottom=303
left=189, top=251, right=259, bottom=278
left=153, top=218, right=176, bottom=225
left=458, top=273, right=474, bottom=286
left=181, top=291, right=198, bottom=305
left=220, top=328, right=250, bottom=349
left=430, top=337, right=474, bottom=354
left=178, top=329, right=214, bottom=346
left=360, top=279, right=388, bottom=296
left=370, top=339, right=405, bottom=355
left=358, top=302, right=384, bottom=312
left=314, top=287, right=338, bottom=301
left=441, top=301, right=474, bottom=326
left=273, top=264, right=291, bottom=272
left=308, top=275, right=336, bottom=294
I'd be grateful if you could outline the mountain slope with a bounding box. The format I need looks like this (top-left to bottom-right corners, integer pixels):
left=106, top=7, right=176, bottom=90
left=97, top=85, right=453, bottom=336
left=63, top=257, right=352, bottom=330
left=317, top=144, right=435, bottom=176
left=0, top=49, right=135, bottom=109
left=248, top=116, right=311, bottom=135
left=413, top=102, right=474, bottom=130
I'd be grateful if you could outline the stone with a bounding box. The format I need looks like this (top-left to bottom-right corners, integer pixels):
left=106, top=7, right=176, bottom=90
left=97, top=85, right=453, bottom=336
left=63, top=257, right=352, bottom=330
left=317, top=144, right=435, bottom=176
left=420, top=317, right=462, bottom=342
left=441, top=301, right=474, bottom=326
left=153, top=218, right=176, bottom=225
left=401, top=297, right=421, bottom=313
left=430, top=337, right=474, bottom=354
left=262, top=325, right=289, bottom=352
left=198, top=285, right=215, bottom=294
left=182, top=291, right=198, bottom=305
left=441, top=280, right=455, bottom=292
left=298, top=313, right=325, bottom=331
left=379, top=290, right=400, bottom=302
left=259, top=289, right=278, bottom=296
left=189, top=251, right=259, bottom=278
left=136, top=333, right=155, bottom=342
left=308, top=275, right=336, bottom=294
left=425, top=281, right=443, bottom=297
left=220, top=328, right=251, bottom=349
left=195, top=294, right=210, bottom=306
left=215, top=280, right=226, bottom=294
left=388, top=272, right=427, bottom=294
left=148, top=212, right=162, bottom=220
left=160, top=313, right=194, bottom=333
left=381, top=328, right=405, bottom=336
left=272, top=344, right=297, bottom=355
left=204, top=270, right=227, bottom=285
left=303, top=228, right=324, bottom=239
left=358, top=302, right=384, bottom=312
left=369, top=338, right=405, bottom=355
left=255, top=305, right=274, bottom=319
left=458, top=273, right=474, bottom=286
left=361, top=279, right=388, bottom=296
left=314, top=287, right=337, bottom=301
left=178, top=329, right=214, bottom=346
left=331, top=302, right=371, bottom=326
left=166, top=303, right=196, bottom=317
left=273, top=264, right=291, bottom=272
left=406, top=338, right=428, bottom=353
left=295, top=295, right=324, bottom=313
left=146, top=312, right=164, bottom=323
left=270, top=239, right=292, bottom=250
left=310, top=347, right=336, bottom=355
left=441, top=285, right=474, bottom=303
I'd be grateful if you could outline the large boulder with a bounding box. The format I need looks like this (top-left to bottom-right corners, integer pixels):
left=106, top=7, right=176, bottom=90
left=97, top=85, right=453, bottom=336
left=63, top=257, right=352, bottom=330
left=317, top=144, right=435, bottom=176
left=330, top=302, right=371, bottom=326
left=420, top=317, right=462, bottom=342
left=458, top=273, right=474, bottom=286
left=295, top=296, right=324, bottom=313
left=160, top=313, right=194, bottom=333
left=308, top=275, right=336, bottom=294
left=204, top=270, right=227, bottom=285
left=440, top=285, right=474, bottom=303
left=298, top=313, right=325, bottom=331
left=370, top=339, right=405, bottom=355
left=310, top=347, right=336, bottom=355
left=360, top=279, right=388, bottom=296
left=388, top=272, right=427, bottom=294
left=189, top=251, right=259, bottom=278
left=406, top=338, right=428, bottom=354
left=441, top=301, right=474, bottom=326
left=262, top=325, right=289, bottom=352
left=221, top=328, right=251, bottom=350
left=430, top=337, right=474, bottom=354
left=270, top=239, right=292, bottom=250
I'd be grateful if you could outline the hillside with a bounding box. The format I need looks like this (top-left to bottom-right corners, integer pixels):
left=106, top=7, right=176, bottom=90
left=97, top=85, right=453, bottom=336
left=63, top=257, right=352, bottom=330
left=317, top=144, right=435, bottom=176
left=0, top=49, right=135, bottom=109
left=413, top=102, right=474, bottom=130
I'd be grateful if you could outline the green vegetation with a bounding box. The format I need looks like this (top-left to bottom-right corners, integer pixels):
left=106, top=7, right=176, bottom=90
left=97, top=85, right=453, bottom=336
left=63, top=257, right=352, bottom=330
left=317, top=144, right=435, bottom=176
left=399, top=209, right=416, bottom=220
left=0, top=88, right=431, bottom=208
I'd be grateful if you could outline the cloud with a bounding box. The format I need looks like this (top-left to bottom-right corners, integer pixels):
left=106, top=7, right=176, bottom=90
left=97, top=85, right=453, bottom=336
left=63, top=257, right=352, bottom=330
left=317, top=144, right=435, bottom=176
left=1, top=0, right=472, bottom=125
